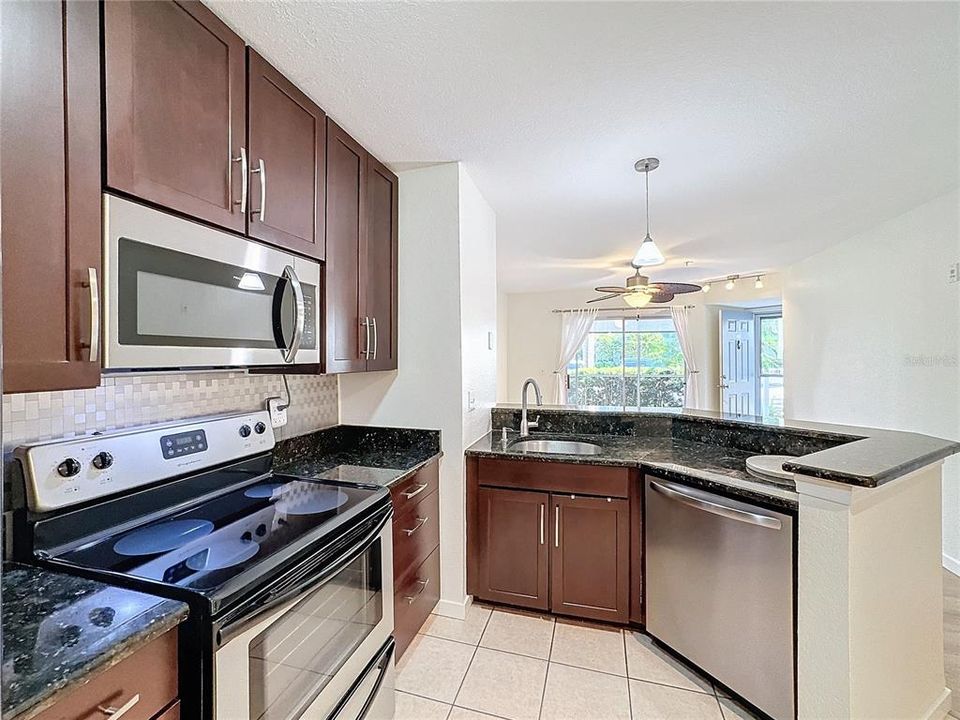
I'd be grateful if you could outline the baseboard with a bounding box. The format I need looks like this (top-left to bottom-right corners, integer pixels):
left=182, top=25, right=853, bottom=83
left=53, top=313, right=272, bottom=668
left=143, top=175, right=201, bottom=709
left=944, top=553, right=960, bottom=577
left=434, top=595, right=471, bottom=620
left=920, top=687, right=952, bottom=720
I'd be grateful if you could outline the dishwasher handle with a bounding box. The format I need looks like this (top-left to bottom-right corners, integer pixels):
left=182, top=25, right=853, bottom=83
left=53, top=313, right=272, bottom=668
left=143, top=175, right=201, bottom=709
left=648, top=480, right=782, bottom=530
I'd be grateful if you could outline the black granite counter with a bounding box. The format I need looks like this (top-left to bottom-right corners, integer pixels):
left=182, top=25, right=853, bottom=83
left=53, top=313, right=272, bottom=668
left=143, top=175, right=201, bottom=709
left=274, top=424, right=442, bottom=487
left=490, top=406, right=960, bottom=488
left=466, top=431, right=798, bottom=509
left=2, top=563, right=188, bottom=720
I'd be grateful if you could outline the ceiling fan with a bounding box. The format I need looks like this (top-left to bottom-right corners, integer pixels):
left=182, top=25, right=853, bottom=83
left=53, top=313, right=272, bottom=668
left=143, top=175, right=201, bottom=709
left=590, top=157, right=701, bottom=307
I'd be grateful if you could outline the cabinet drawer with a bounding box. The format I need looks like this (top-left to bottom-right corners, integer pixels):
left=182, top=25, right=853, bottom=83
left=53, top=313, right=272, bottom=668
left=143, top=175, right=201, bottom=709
left=477, top=458, right=630, bottom=498
left=390, top=461, right=439, bottom=518
left=393, top=489, right=440, bottom=581
left=394, top=545, right=441, bottom=659
left=33, top=627, right=178, bottom=720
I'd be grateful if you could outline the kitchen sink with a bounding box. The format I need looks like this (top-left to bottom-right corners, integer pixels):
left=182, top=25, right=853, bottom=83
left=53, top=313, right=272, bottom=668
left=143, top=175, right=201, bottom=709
left=509, top=439, right=604, bottom=455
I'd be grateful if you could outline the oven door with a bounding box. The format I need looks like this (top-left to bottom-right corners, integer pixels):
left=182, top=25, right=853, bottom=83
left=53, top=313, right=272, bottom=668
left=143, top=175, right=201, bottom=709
left=213, top=512, right=394, bottom=720
left=103, top=194, right=320, bottom=369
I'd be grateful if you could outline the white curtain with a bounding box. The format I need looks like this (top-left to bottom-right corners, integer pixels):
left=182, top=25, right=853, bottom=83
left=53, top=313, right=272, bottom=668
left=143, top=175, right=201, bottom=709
left=553, top=309, right=598, bottom=404
left=670, top=306, right=700, bottom=409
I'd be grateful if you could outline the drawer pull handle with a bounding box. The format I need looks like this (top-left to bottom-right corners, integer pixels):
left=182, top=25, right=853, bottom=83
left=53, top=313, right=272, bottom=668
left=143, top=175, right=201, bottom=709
left=98, top=694, right=140, bottom=718
left=402, top=516, right=429, bottom=536
left=402, top=482, right=429, bottom=500
left=404, top=577, right=430, bottom=604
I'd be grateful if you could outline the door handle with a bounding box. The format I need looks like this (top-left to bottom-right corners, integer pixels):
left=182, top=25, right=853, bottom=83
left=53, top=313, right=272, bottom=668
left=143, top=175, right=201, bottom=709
left=401, top=516, right=428, bottom=536
left=250, top=157, right=266, bottom=222
left=360, top=317, right=371, bottom=359
left=81, top=267, right=100, bottom=363
left=232, top=147, right=248, bottom=212
left=371, top=316, right=378, bottom=360
left=97, top=694, right=140, bottom=718
left=281, top=265, right=304, bottom=363
left=649, top=480, right=782, bottom=530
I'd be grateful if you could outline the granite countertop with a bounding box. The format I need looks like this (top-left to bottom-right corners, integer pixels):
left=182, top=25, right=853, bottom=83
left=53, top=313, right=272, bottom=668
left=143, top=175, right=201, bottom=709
left=491, top=405, right=960, bottom=488
left=466, top=431, right=798, bottom=508
left=2, top=563, right=188, bottom=720
left=274, top=424, right=442, bottom=488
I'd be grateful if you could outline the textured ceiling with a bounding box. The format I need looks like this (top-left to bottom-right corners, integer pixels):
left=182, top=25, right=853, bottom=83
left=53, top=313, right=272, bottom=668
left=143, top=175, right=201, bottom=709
left=208, top=1, right=959, bottom=292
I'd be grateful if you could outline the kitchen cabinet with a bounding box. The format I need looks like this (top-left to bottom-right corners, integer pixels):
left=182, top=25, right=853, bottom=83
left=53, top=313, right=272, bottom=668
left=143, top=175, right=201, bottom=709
left=324, top=120, right=400, bottom=373
left=467, top=458, right=635, bottom=623
left=391, top=461, right=441, bottom=658
left=32, top=627, right=179, bottom=720
left=104, top=0, right=247, bottom=233
left=1, top=0, right=102, bottom=394
left=246, top=49, right=326, bottom=259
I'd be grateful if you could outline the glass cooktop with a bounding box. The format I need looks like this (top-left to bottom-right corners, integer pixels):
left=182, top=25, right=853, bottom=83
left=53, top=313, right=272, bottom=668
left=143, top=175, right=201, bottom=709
left=57, top=475, right=383, bottom=594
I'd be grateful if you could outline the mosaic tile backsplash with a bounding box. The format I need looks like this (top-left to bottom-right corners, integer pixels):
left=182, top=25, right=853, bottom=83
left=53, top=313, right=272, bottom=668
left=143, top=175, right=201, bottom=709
left=1, top=371, right=339, bottom=452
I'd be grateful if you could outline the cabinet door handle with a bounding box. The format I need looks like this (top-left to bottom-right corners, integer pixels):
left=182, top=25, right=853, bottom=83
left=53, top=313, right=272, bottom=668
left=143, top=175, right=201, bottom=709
left=402, top=516, right=428, bottom=536
left=539, top=503, right=544, bottom=545
left=555, top=505, right=560, bottom=547
left=81, top=267, right=100, bottom=363
left=97, top=694, right=140, bottom=718
left=233, top=147, right=248, bottom=212
left=360, top=317, right=371, bottom=359
left=402, top=482, right=428, bottom=500
left=250, top=157, right=266, bottom=222
left=404, top=577, right=430, bottom=604
left=371, top=316, right=378, bottom=360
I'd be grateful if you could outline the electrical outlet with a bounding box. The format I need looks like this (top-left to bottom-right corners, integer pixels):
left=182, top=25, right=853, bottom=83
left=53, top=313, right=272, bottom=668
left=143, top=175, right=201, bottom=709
left=487, top=331, right=494, bottom=350
left=266, top=397, right=288, bottom=428
left=949, top=261, right=960, bottom=284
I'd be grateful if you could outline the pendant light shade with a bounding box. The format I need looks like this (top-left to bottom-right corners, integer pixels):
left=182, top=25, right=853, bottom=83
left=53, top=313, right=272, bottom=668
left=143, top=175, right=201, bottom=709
left=624, top=291, right=653, bottom=308
left=632, top=158, right=665, bottom=268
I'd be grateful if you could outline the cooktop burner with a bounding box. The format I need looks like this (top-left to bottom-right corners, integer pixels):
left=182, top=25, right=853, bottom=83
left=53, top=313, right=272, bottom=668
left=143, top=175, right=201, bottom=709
left=113, top=518, right=215, bottom=557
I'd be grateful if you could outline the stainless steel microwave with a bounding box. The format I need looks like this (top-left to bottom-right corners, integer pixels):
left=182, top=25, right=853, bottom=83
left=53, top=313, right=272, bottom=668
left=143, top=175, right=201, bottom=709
left=103, top=194, right=321, bottom=370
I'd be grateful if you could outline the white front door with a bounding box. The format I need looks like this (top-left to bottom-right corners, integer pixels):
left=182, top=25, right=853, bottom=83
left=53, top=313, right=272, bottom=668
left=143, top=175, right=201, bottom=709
left=719, top=309, right=756, bottom=415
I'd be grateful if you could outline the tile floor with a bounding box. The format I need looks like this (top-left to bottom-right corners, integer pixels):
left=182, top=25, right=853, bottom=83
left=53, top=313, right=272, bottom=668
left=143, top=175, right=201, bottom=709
left=396, top=604, right=764, bottom=720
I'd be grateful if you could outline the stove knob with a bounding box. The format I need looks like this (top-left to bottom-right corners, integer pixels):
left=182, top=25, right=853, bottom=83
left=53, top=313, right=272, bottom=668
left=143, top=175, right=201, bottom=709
left=239, top=424, right=252, bottom=438
left=254, top=422, right=266, bottom=435
left=57, top=458, right=81, bottom=478
left=92, top=451, right=113, bottom=470
left=241, top=530, right=253, bottom=543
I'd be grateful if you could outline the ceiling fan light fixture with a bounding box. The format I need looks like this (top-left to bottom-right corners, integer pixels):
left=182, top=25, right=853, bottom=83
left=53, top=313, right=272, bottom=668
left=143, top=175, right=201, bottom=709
left=624, top=291, right=653, bottom=308
left=632, top=235, right=665, bottom=268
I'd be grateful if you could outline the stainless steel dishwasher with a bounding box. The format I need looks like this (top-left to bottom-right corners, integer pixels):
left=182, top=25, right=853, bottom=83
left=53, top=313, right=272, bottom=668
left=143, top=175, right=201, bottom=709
left=645, top=477, right=795, bottom=720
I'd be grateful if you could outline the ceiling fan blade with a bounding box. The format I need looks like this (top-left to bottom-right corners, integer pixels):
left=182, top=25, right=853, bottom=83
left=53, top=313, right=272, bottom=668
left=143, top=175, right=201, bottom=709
left=587, top=294, right=620, bottom=304
left=649, top=282, right=702, bottom=295
left=649, top=291, right=676, bottom=303
left=594, top=286, right=629, bottom=294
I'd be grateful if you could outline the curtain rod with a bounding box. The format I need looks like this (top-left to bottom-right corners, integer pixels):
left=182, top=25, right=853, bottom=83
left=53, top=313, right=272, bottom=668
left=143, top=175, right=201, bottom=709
left=551, top=304, right=695, bottom=314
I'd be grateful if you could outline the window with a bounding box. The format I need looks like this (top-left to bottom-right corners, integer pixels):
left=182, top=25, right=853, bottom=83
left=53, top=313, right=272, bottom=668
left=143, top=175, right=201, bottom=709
left=567, top=316, right=685, bottom=409
left=757, top=314, right=783, bottom=421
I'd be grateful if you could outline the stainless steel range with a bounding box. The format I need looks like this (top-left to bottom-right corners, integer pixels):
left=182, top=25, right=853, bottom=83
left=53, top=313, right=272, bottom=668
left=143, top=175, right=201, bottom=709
left=11, top=411, right=395, bottom=720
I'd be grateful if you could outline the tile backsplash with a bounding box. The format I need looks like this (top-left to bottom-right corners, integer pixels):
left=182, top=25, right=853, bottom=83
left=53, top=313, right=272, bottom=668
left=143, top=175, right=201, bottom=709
left=2, top=371, right=339, bottom=452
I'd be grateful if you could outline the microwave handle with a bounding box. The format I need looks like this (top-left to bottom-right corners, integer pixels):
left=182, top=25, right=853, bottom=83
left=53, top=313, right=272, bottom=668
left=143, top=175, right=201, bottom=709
left=282, top=265, right=305, bottom=363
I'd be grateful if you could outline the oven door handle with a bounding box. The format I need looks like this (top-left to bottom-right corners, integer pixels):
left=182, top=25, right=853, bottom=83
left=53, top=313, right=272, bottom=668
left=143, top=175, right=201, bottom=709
left=330, top=637, right=395, bottom=720
left=215, top=506, right=392, bottom=645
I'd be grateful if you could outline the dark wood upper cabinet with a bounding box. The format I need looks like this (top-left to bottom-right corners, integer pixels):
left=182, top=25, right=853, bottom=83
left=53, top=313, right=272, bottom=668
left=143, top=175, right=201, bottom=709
left=325, top=120, right=367, bottom=373
left=476, top=487, right=550, bottom=611
left=1, top=0, right=102, bottom=394
left=104, top=0, right=246, bottom=233
left=246, top=49, right=326, bottom=259
left=365, top=157, right=399, bottom=371
left=551, top=494, right=630, bottom=623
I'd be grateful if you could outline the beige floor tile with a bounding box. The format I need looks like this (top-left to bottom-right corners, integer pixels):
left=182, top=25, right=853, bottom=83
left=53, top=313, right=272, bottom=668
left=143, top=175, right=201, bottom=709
left=396, top=634, right=476, bottom=703
left=422, top=603, right=493, bottom=645
left=540, top=662, right=631, bottom=720
left=449, top=708, right=506, bottom=720
left=550, top=620, right=627, bottom=676
left=624, top=632, right=713, bottom=694
left=455, top=647, right=548, bottom=720
left=717, top=696, right=764, bottom=720
left=479, top=608, right=555, bottom=659
left=394, top=690, right=451, bottom=720
left=630, top=680, right=723, bottom=720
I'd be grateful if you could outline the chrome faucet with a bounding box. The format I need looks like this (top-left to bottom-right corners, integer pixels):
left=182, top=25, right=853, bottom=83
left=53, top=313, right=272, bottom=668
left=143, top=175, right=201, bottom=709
left=520, top=378, right=542, bottom=437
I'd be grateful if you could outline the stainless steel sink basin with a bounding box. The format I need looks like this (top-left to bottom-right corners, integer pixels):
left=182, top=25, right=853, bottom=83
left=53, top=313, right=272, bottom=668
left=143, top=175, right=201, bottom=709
left=509, top=439, right=604, bottom=455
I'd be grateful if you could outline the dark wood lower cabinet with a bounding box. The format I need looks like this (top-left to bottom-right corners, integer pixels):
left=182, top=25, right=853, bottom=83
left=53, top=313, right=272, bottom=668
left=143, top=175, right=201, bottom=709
left=551, top=494, right=630, bottom=623
left=468, top=458, right=639, bottom=624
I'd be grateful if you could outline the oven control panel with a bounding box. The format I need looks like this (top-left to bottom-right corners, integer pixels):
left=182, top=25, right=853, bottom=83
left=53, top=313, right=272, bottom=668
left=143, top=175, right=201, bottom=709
left=16, top=411, right=275, bottom=512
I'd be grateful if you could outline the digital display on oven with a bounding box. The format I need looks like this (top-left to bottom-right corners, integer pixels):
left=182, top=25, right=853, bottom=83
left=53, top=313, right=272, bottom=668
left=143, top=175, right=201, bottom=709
left=160, top=429, right=207, bottom=459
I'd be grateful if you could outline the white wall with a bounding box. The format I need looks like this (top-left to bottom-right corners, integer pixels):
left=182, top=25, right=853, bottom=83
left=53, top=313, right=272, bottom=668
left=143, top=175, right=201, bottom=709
left=502, top=276, right=783, bottom=410
left=339, top=163, right=498, bottom=615
left=783, top=189, right=960, bottom=568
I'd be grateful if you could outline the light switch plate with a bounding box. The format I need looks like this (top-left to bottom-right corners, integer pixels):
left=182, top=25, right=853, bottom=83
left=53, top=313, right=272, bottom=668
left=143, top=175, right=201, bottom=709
left=467, top=391, right=477, bottom=412
left=949, top=261, right=959, bottom=284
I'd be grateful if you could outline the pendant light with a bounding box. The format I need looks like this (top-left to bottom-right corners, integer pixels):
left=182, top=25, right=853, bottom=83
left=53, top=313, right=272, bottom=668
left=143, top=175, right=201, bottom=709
left=631, top=158, right=666, bottom=268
